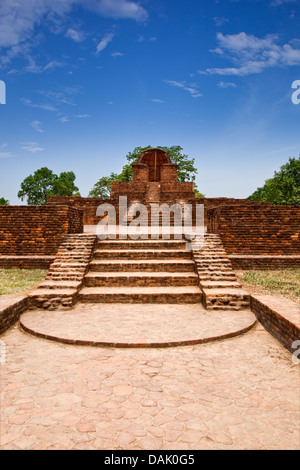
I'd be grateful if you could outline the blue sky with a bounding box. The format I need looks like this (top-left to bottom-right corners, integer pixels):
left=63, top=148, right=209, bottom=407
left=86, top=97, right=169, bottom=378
left=0, top=0, right=300, bottom=204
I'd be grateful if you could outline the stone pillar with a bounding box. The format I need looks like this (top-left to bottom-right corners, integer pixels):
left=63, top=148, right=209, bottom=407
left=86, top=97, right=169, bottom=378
left=132, top=163, right=149, bottom=182
left=160, top=163, right=178, bottom=182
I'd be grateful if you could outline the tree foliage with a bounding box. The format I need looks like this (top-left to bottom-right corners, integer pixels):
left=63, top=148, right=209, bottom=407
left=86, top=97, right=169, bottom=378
left=248, top=156, right=300, bottom=205
left=88, top=173, right=119, bottom=199
left=18, top=167, right=80, bottom=205
left=89, top=145, right=204, bottom=198
left=0, top=197, right=9, bottom=205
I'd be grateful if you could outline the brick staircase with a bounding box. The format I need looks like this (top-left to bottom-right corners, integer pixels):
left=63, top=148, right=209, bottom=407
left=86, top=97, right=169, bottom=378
left=27, top=231, right=250, bottom=312
left=191, top=233, right=250, bottom=310
left=28, top=234, right=97, bottom=310
left=78, top=239, right=202, bottom=304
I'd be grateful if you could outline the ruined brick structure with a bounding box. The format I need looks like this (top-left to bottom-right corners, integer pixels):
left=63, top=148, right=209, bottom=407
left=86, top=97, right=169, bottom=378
left=1, top=149, right=299, bottom=270
left=0, top=148, right=299, bottom=346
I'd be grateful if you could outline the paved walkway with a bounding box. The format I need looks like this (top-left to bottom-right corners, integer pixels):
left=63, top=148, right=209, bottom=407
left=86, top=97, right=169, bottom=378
left=19, top=304, right=256, bottom=347
left=0, top=308, right=299, bottom=450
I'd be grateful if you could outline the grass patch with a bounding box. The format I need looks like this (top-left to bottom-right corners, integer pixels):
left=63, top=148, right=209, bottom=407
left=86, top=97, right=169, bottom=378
left=237, top=269, right=300, bottom=302
left=0, top=269, right=47, bottom=295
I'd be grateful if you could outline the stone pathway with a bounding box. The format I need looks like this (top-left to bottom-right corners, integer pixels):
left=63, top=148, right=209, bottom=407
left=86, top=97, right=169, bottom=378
left=0, top=316, right=299, bottom=450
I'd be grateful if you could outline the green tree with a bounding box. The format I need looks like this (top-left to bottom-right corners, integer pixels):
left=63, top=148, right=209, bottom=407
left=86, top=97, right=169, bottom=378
left=248, top=156, right=300, bottom=205
left=89, top=173, right=119, bottom=198
left=50, top=171, right=80, bottom=198
left=89, top=145, right=203, bottom=197
left=0, top=197, right=9, bottom=205
left=18, top=167, right=80, bottom=205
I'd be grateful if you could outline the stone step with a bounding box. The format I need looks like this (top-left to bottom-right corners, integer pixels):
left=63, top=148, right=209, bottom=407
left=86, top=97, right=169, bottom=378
left=28, top=288, right=77, bottom=310
left=84, top=271, right=198, bottom=287
left=78, top=286, right=202, bottom=303
left=194, top=258, right=231, bottom=263
left=48, top=267, right=86, bottom=273
left=203, top=288, right=250, bottom=311
left=197, top=274, right=237, bottom=281
left=93, top=249, right=192, bottom=260
left=46, top=274, right=83, bottom=281
left=89, top=259, right=196, bottom=272
left=50, top=262, right=87, bottom=267
left=96, top=240, right=187, bottom=250
left=38, top=280, right=82, bottom=289
left=200, top=281, right=241, bottom=289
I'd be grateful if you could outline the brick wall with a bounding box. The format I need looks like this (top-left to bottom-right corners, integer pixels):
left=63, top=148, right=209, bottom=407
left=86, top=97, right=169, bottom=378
left=47, top=196, right=112, bottom=225
left=0, top=295, right=28, bottom=336
left=207, top=204, right=300, bottom=254
left=251, top=295, right=300, bottom=352
left=0, top=205, right=83, bottom=255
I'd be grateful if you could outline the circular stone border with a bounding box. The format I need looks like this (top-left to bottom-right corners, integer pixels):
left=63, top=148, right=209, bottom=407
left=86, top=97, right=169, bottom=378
left=20, top=305, right=257, bottom=349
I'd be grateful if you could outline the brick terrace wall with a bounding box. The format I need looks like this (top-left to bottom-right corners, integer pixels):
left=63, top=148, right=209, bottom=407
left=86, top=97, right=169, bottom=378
left=0, top=295, right=28, bottom=336
left=251, top=295, right=300, bottom=352
left=0, top=205, right=83, bottom=255
left=229, top=255, right=300, bottom=270
left=47, top=195, right=272, bottom=227
left=47, top=196, right=112, bottom=225
left=207, top=204, right=300, bottom=254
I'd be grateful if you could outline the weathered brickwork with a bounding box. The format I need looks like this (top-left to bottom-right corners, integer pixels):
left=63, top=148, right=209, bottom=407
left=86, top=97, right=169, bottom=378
left=47, top=196, right=271, bottom=228
left=0, top=295, right=28, bottom=335
left=47, top=196, right=111, bottom=225
left=207, top=205, right=300, bottom=255
left=191, top=234, right=250, bottom=310
left=0, top=256, right=54, bottom=269
left=229, top=255, right=300, bottom=270
left=250, top=295, right=300, bottom=352
left=0, top=206, right=83, bottom=255
left=28, top=234, right=97, bottom=310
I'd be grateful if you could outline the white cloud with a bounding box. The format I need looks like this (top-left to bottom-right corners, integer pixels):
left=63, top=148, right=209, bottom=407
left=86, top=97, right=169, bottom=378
left=0, top=151, right=15, bottom=158
left=31, top=120, right=45, bottom=133
left=218, top=81, right=237, bottom=88
left=151, top=99, right=165, bottom=103
left=96, top=32, right=114, bottom=54
left=0, top=0, right=75, bottom=48
left=200, top=32, right=300, bottom=76
left=111, top=51, right=124, bottom=57
left=21, top=98, right=58, bottom=111
left=20, top=141, right=44, bottom=153
left=213, top=17, right=229, bottom=27
left=65, top=28, right=85, bottom=42
left=85, top=0, right=148, bottom=21
left=0, top=0, right=147, bottom=65
left=58, top=116, right=70, bottom=123
left=24, top=58, right=65, bottom=73
left=74, top=114, right=91, bottom=118
left=165, top=80, right=203, bottom=98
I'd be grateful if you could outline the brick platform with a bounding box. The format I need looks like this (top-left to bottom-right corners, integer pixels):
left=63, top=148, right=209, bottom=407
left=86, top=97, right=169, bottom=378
left=20, top=303, right=256, bottom=348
